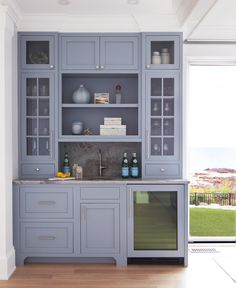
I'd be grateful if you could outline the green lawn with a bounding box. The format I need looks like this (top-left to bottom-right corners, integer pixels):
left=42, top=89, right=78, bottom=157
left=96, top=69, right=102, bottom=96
left=190, top=208, right=236, bottom=236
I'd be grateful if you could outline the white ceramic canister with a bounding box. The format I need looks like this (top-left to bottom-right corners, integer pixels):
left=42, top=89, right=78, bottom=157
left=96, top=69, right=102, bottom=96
left=72, top=121, right=83, bottom=135
left=152, top=51, right=161, bottom=64
left=161, top=48, right=170, bottom=64
left=72, top=84, right=91, bottom=104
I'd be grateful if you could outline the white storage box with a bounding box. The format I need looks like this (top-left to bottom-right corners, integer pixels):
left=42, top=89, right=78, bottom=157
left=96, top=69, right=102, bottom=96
left=100, top=125, right=126, bottom=136
left=104, top=117, right=122, bottom=126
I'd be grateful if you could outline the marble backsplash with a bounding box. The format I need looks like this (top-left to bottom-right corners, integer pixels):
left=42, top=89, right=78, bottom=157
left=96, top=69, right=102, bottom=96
left=60, top=142, right=141, bottom=178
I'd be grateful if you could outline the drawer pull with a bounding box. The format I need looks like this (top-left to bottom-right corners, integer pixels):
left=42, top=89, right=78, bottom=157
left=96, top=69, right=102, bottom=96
left=160, top=168, right=166, bottom=172
left=38, top=200, right=56, bottom=206
left=38, top=236, right=56, bottom=241
left=35, top=168, right=40, bottom=172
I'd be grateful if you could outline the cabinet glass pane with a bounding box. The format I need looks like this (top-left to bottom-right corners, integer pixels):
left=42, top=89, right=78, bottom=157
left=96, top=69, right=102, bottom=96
left=163, top=99, right=174, bottom=116
left=27, top=118, right=37, bottom=136
left=26, top=41, right=49, bottom=65
left=163, top=118, right=174, bottom=136
left=27, top=137, right=37, bottom=155
left=26, top=99, right=37, bottom=116
left=151, top=78, right=162, bottom=96
left=26, top=78, right=37, bottom=96
left=151, top=138, right=162, bottom=155
left=134, top=191, right=177, bottom=250
left=39, top=78, right=49, bottom=96
left=163, top=138, right=174, bottom=155
left=163, top=78, right=174, bottom=96
left=39, top=138, right=50, bottom=156
left=151, top=119, right=162, bottom=136
left=39, top=99, right=49, bottom=116
left=151, top=99, right=162, bottom=116
left=150, top=41, right=174, bottom=65
left=39, top=119, right=49, bottom=136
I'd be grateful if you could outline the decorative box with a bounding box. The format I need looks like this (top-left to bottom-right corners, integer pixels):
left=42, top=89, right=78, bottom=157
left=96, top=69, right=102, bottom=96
left=100, top=125, right=126, bottom=136
left=104, top=117, right=122, bottom=126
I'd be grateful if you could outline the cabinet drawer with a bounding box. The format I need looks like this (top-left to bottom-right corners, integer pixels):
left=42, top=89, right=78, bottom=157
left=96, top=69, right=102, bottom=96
left=145, top=163, right=180, bottom=178
left=19, top=187, right=73, bottom=218
left=81, top=187, right=120, bottom=200
left=21, top=164, right=55, bottom=178
left=20, top=222, right=73, bottom=254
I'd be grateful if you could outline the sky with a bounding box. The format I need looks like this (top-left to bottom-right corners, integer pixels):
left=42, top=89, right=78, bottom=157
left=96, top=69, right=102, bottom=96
left=188, top=65, right=236, bottom=148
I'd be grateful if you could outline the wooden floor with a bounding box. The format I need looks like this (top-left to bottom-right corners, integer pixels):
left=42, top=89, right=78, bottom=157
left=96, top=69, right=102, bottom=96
left=0, top=245, right=235, bottom=288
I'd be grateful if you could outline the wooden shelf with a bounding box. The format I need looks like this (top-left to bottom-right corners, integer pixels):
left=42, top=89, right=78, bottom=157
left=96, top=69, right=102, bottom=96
left=58, top=135, right=142, bottom=142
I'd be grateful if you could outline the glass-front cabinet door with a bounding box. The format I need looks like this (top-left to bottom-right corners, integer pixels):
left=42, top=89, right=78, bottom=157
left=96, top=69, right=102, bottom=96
left=144, top=35, right=180, bottom=70
left=127, top=185, right=185, bottom=258
left=21, top=73, right=54, bottom=161
left=145, top=71, right=180, bottom=161
left=20, top=35, right=56, bottom=70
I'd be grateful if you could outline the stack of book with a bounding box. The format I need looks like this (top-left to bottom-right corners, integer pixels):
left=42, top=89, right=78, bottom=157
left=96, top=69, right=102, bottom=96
left=100, top=117, right=126, bottom=136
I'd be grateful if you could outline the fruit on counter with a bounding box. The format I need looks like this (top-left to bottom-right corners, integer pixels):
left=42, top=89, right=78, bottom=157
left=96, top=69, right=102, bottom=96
left=56, top=171, right=71, bottom=178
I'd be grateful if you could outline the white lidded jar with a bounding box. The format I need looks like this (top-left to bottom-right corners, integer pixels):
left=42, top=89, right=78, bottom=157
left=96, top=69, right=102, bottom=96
left=72, top=84, right=91, bottom=104
left=72, top=121, right=83, bottom=135
left=161, top=48, right=170, bottom=64
left=152, top=51, right=161, bottom=64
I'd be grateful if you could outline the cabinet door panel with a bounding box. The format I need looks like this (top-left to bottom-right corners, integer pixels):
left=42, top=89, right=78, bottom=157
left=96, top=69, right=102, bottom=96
left=144, top=35, right=180, bottom=70
left=21, top=72, right=55, bottom=163
left=20, top=35, right=56, bottom=70
left=100, top=36, right=138, bottom=70
left=61, top=36, right=100, bottom=70
left=81, top=204, right=119, bottom=254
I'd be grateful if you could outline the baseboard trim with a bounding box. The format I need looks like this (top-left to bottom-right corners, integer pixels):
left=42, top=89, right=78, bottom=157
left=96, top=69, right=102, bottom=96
left=0, top=247, right=16, bottom=280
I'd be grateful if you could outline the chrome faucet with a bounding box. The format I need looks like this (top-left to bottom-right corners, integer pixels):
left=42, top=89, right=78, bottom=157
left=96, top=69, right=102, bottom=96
left=98, top=149, right=106, bottom=177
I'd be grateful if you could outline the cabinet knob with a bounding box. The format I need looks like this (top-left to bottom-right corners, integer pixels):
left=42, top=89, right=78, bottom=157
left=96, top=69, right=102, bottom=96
left=146, top=64, right=150, bottom=69
left=95, top=65, right=100, bottom=69
left=160, top=168, right=165, bottom=172
left=100, top=65, right=104, bottom=69
left=49, top=64, right=54, bottom=69
left=35, top=168, right=40, bottom=172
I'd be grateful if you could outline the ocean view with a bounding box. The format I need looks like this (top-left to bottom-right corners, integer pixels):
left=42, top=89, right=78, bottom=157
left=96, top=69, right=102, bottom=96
left=189, top=147, right=236, bottom=174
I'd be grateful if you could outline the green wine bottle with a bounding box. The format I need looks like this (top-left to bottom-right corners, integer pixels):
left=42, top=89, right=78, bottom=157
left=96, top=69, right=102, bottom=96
left=121, top=152, right=129, bottom=178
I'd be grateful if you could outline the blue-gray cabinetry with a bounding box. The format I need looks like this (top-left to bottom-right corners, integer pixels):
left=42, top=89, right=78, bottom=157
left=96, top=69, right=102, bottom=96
left=142, top=33, right=182, bottom=178
left=127, top=184, right=188, bottom=266
left=13, top=183, right=127, bottom=266
left=18, top=33, right=58, bottom=178
left=13, top=185, right=75, bottom=265
left=19, top=34, right=57, bottom=70
left=143, top=33, right=180, bottom=70
left=60, top=34, right=139, bottom=71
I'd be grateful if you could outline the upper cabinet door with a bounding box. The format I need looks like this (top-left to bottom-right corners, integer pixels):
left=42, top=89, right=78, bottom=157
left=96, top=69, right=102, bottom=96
left=100, top=36, right=139, bottom=70
left=61, top=36, right=100, bottom=70
left=20, top=35, right=56, bottom=70
left=144, top=35, right=180, bottom=70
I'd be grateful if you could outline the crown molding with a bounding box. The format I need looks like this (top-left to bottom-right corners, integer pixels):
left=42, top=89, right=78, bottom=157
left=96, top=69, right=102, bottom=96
left=181, top=0, right=218, bottom=41
left=17, top=13, right=181, bottom=32
left=175, top=0, right=199, bottom=25
left=0, top=0, right=22, bottom=26
left=187, top=25, right=236, bottom=41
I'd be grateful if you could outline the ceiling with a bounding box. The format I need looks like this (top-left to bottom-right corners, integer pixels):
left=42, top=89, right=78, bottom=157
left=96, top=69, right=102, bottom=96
left=1, top=0, right=236, bottom=41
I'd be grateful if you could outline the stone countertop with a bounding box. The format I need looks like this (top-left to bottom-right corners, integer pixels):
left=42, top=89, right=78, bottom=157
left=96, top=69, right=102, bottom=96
left=13, top=178, right=189, bottom=185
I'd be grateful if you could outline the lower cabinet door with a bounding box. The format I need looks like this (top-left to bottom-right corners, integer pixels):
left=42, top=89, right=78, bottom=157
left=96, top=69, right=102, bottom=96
left=81, top=203, right=119, bottom=254
left=20, top=222, right=73, bottom=254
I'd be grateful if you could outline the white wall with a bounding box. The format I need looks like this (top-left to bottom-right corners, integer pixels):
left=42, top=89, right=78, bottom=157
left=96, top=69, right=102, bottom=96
left=0, top=6, right=17, bottom=280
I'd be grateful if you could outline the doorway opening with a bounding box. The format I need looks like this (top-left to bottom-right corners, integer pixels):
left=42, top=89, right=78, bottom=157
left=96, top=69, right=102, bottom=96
left=188, top=64, right=236, bottom=242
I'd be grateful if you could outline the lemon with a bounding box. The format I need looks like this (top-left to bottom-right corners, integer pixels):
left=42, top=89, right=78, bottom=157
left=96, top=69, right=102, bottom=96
left=56, top=171, right=64, bottom=178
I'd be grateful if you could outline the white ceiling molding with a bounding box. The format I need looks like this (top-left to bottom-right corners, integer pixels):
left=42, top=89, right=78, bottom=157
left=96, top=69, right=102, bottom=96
left=181, top=0, right=218, bottom=41
left=175, top=0, right=199, bottom=25
left=0, top=0, right=22, bottom=25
